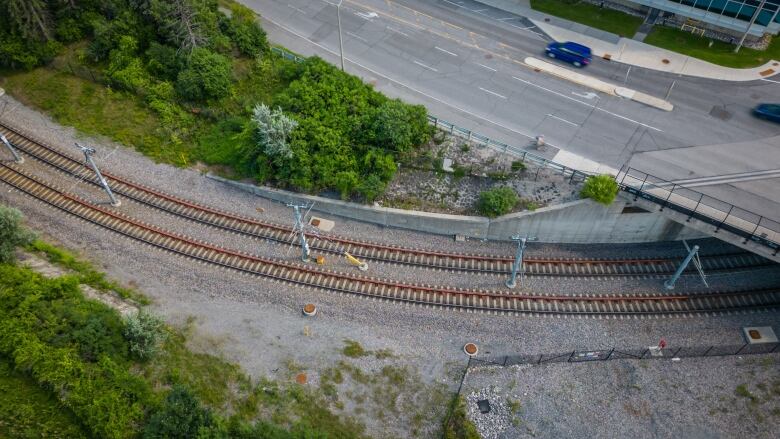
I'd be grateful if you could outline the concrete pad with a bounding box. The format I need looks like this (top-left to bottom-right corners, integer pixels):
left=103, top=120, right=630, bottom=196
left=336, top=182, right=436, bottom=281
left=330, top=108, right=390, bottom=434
left=526, top=57, right=673, bottom=111
left=552, top=149, right=619, bottom=176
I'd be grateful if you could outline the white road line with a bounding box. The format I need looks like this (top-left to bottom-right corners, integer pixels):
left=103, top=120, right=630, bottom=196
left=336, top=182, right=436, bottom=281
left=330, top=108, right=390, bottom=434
left=477, top=63, right=497, bottom=72
left=435, top=46, right=458, bottom=57
left=472, top=8, right=488, bottom=13
left=414, top=60, right=439, bottom=72
left=760, top=78, right=780, bottom=84
left=497, top=17, right=518, bottom=21
left=512, top=76, right=663, bottom=132
left=287, top=4, right=305, bottom=14
left=387, top=26, right=410, bottom=37
left=346, top=31, right=368, bottom=43
left=442, top=0, right=462, bottom=7
left=479, top=87, right=507, bottom=99
left=547, top=114, right=579, bottom=127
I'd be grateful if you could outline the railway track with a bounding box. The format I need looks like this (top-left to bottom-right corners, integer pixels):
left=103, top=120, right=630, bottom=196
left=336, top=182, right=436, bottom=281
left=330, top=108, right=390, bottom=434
left=0, top=123, right=773, bottom=278
left=2, top=161, right=779, bottom=316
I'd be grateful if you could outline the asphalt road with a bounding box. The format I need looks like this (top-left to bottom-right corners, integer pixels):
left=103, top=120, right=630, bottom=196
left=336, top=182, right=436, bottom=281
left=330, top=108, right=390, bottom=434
left=240, top=0, right=780, bottom=223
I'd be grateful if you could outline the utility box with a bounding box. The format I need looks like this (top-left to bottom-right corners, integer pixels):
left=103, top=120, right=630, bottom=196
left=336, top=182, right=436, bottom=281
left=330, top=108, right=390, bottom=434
left=743, top=327, right=778, bottom=344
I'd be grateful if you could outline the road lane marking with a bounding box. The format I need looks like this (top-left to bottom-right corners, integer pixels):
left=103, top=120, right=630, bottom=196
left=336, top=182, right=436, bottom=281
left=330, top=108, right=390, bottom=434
left=546, top=114, right=579, bottom=127
left=497, top=17, right=518, bottom=21
left=287, top=4, right=306, bottom=14
left=414, top=60, right=439, bottom=72
left=760, top=78, right=780, bottom=84
left=387, top=26, right=410, bottom=37
left=477, top=63, right=497, bottom=72
left=479, top=87, right=507, bottom=99
left=572, top=91, right=599, bottom=99
left=435, top=46, right=458, bottom=56
left=512, top=76, right=663, bottom=132
left=346, top=31, right=368, bottom=43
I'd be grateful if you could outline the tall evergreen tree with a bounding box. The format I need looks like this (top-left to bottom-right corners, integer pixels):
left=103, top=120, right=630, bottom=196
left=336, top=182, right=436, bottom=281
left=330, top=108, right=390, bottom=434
left=2, top=0, right=53, bottom=41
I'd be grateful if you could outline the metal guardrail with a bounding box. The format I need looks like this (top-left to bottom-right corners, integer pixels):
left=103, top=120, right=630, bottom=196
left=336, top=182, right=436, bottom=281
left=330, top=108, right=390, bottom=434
left=617, top=166, right=780, bottom=254
left=270, top=47, right=590, bottom=183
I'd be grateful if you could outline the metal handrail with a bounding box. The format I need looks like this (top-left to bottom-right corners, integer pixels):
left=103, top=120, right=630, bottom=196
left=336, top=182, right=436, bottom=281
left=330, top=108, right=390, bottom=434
left=617, top=166, right=779, bottom=253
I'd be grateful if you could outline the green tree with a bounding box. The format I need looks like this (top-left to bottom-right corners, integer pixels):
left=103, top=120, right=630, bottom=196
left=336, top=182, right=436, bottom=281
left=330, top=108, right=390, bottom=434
left=249, top=103, right=298, bottom=162
left=123, top=311, right=166, bottom=361
left=175, top=47, right=232, bottom=101
left=580, top=174, right=619, bottom=205
left=477, top=186, right=518, bottom=218
left=2, top=0, right=52, bottom=41
left=0, top=204, right=35, bottom=263
left=369, top=99, right=430, bottom=153
left=143, top=385, right=215, bottom=439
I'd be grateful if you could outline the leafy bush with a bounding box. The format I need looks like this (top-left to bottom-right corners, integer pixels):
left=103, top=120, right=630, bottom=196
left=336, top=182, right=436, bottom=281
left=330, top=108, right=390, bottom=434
left=580, top=174, right=619, bottom=205
left=222, top=3, right=268, bottom=57
left=0, top=266, right=150, bottom=439
left=145, top=42, right=186, bottom=80
left=0, top=34, right=61, bottom=69
left=367, top=99, right=430, bottom=153
left=477, top=187, right=518, bottom=218
left=176, top=48, right=233, bottom=101
left=123, top=311, right=166, bottom=361
left=0, top=204, right=35, bottom=264
left=143, top=385, right=216, bottom=439
left=511, top=160, right=526, bottom=172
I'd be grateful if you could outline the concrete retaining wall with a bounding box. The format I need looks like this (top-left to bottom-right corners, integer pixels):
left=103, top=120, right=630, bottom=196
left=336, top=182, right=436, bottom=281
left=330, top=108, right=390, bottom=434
left=208, top=174, right=706, bottom=243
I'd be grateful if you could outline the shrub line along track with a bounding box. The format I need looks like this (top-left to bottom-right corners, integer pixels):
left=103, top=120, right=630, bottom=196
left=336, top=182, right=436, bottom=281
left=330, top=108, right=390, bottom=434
left=2, top=161, right=779, bottom=316
left=0, top=123, right=772, bottom=279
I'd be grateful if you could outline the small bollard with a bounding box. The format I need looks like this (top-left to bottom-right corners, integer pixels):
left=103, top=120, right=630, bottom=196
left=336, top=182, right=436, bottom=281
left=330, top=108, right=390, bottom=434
left=303, top=303, right=317, bottom=316
left=464, top=343, right=479, bottom=356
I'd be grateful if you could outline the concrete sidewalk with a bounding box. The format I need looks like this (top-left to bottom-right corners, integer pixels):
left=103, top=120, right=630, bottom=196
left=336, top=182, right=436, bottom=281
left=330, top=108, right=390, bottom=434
left=476, top=0, right=780, bottom=81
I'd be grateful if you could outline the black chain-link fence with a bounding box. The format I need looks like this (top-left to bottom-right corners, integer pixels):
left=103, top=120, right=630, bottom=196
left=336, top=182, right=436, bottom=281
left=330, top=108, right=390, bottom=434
left=470, top=342, right=779, bottom=368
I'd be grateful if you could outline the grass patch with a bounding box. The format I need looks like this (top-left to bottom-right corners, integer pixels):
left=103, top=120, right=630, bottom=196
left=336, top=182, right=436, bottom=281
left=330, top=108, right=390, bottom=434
left=0, top=67, right=189, bottom=164
left=736, top=384, right=758, bottom=403
left=442, top=395, right=480, bottom=439
left=0, top=358, right=88, bottom=438
left=342, top=339, right=369, bottom=358
left=27, top=239, right=149, bottom=304
left=530, top=0, right=643, bottom=37
left=644, top=26, right=780, bottom=68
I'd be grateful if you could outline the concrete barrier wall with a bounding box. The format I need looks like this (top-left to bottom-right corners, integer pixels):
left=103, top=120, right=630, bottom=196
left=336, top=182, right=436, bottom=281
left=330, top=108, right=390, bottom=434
left=208, top=174, right=706, bottom=243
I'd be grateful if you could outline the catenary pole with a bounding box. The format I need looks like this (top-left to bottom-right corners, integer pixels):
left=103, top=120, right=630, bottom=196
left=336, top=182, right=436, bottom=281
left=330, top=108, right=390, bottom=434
left=76, top=143, right=119, bottom=206
left=0, top=133, right=23, bottom=163
left=664, top=245, right=699, bottom=290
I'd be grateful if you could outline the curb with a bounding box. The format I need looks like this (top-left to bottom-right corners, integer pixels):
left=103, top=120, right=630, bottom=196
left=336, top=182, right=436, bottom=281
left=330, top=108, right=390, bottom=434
left=525, top=57, right=673, bottom=111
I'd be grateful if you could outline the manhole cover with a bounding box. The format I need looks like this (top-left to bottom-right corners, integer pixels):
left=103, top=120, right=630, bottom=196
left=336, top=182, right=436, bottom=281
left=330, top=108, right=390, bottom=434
left=295, top=373, right=307, bottom=384
left=709, top=106, right=732, bottom=121
left=477, top=399, right=491, bottom=414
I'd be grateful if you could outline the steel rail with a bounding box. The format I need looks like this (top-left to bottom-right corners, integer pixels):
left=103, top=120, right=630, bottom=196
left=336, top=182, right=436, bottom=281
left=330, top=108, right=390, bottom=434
left=2, top=162, right=779, bottom=316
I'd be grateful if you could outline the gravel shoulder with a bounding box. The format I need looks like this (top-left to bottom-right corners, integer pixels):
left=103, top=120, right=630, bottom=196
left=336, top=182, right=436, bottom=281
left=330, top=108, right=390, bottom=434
left=462, top=353, right=780, bottom=439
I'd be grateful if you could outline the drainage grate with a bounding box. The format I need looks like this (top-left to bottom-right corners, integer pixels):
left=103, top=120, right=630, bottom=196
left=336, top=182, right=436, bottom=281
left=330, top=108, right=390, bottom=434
left=477, top=399, right=491, bottom=414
